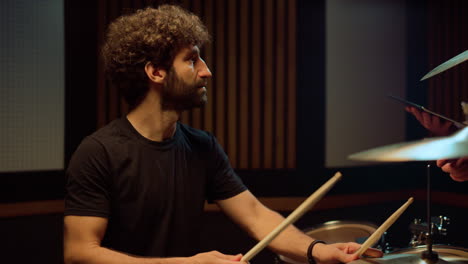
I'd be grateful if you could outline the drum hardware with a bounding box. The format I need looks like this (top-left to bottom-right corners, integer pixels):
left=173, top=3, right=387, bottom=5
left=409, top=216, right=450, bottom=247
left=380, top=232, right=393, bottom=254
left=419, top=164, right=438, bottom=261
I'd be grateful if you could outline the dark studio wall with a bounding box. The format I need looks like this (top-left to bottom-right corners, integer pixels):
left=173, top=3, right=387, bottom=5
left=1, top=0, right=468, bottom=264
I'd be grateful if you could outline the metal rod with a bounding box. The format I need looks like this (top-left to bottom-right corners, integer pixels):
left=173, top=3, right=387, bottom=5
left=426, top=163, right=433, bottom=254
left=421, top=163, right=438, bottom=261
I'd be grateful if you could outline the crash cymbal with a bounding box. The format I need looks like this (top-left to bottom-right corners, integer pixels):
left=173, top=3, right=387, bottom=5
left=348, top=127, right=468, bottom=162
left=421, top=50, right=468, bottom=81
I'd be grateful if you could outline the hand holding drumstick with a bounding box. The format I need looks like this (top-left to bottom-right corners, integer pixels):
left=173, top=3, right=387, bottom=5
left=311, top=198, right=412, bottom=263
left=240, top=173, right=385, bottom=264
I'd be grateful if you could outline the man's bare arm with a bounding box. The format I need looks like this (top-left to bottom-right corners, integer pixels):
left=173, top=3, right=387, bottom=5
left=64, top=215, right=243, bottom=264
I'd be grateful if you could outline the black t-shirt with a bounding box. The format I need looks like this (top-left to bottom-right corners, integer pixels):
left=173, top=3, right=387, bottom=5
left=65, top=117, right=247, bottom=257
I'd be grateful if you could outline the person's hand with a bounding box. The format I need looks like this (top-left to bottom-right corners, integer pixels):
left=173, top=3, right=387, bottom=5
left=312, top=242, right=383, bottom=264
left=437, top=157, right=468, bottom=182
left=187, top=251, right=245, bottom=264
left=405, top=106, right=455, bottom=137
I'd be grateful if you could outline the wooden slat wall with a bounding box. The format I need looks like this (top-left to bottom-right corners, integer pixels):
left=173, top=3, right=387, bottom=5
left=96, top=0, right=297, bottom=169
left=427, top=0, right=468, bottom=122
left=4, top=190, right=468, bottom=218
left=251, top=0, right=262, bottom=169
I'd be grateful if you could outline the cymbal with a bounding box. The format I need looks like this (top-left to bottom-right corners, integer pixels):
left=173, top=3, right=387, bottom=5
left=348, top=127, right=468, bottom=162
left=421, top=50, right=468, bottom=81
left=349, top=253, right=468, bottom=264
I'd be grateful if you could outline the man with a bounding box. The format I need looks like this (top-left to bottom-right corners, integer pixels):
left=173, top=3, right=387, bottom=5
left=64, top=5, right=382, bottom=264
left=406, top=106, right=468, bottom=181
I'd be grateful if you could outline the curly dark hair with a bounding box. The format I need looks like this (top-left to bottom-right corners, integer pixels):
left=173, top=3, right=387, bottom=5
left=101, top=5, right=211, bottom=108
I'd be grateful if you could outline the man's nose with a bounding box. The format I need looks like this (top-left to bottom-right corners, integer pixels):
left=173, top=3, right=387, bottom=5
left=198, top=59, right=212, bottom=78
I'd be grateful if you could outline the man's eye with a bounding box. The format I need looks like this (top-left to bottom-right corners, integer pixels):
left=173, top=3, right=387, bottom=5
left=190, top=56, right=198, bottom=63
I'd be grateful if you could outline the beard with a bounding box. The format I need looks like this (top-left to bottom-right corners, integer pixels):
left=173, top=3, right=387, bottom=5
left=161, top=67, right=207, bottom=111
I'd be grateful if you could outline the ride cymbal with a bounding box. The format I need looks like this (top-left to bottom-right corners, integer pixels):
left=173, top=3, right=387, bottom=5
left=349, top=253, right=468, bottom=264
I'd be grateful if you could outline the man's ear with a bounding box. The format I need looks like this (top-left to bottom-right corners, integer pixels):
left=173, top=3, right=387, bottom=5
left=145, top=62, right=166, bottom=84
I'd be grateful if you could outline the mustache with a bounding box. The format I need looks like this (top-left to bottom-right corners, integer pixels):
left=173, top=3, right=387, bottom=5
left=196, top=80, right=207, bottom=87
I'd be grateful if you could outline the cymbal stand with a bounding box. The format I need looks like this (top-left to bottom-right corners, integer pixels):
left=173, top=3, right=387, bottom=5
left=421, top=163, right=439, bottom=262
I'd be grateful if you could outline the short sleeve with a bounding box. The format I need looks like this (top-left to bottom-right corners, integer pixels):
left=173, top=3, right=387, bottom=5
left=64, top=136, right=112, bottom=218
left=206, top=135, right=247, bottom=201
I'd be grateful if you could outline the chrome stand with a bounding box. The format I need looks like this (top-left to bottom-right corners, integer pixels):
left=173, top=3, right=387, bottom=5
left=422, top=163, right=439, bottom=262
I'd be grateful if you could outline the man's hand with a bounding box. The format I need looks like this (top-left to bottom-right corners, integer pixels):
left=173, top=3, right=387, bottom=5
left=437, top=157, right=468, bottom=182
left=406, top=106, right=455, bottom=137
left=187, top=251, right=245, bottom=264
left=313, top=242, right=383, bottom=264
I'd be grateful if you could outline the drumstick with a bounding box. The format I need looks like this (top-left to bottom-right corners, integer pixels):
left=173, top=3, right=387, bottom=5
left=354, top=197, right=414, bottom=257
left=241, top=172, right=343, bottom=262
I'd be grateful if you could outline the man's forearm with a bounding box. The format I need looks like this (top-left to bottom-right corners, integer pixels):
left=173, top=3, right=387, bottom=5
left=246, top=208, right=312, bottom=263
left=64, top=245, right=188, bottom=264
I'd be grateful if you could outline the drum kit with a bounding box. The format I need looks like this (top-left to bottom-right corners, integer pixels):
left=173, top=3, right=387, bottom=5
left=275, top=50, right=468, bottom=264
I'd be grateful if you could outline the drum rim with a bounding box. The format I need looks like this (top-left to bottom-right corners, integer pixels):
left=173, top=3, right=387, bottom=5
left=303, top=220, right=378, bottom=234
